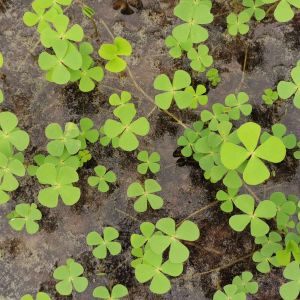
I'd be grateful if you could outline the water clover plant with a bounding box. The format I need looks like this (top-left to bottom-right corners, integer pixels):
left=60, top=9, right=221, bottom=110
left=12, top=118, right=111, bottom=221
left=21, top=292, right=52, bottom=300
left=229, top=194, right=277, bottom=237
left=39, top=40, right=82, bottom=85
left=200, top=103, right=229, bottom=131
left=93, top=284, right=128, bottom=299
left=131, top=221, right=156, bottom=249
left=227, top=12, right=250, bottom=36
left=277, top=63, right=300, bottom=108
left=103, top=106, right=150, bottom=151
left=165, top=34, right=192, bottom=59
left=213, top=284, right=246, bottom=300
left=45, top=122, right=81, bottom=156
left=280, top=261, right=300, bottom=300
left=153, top=70, right=193, bottom=109
left=98, top=37, right=132, bottom=73
left=232, top=271, right=259, bottom=294
left=221, top=122, right=286, bottom=185
left=7, top=203, right=42, bottom=234
left=86, top=227, right=122, bottom=259
left=206, top=68, right=221, bottom=87
left=0, top=111, right=30, bottom=151
left=187, top=45, right=213, bottom=72
left=87, top=165, right=117, bottom=193
left=262, top=88, right=278, bottom=105
left=216, top=188, right=239, bottom=213
left=127, top=179, right=163, bottom=212
left=224, top=92, right=252, bottom=120
left=36, top=163, right=80, bottom=207
left=78, top=117, right=99, bottom=149
left=53, top=258, right=88, bottom=295
left=243, top=0, right=266, bottom=21
left=269, top=0, right=300, bottom=22
left=109, top=91, right=132, bottom=113
left=137, top=150, right=160, bottom=174
left=135, top=249, right=183, bottom=294
left=149, top=217, right=200, bottom=263
left=185, top=85, right=208, bottom=109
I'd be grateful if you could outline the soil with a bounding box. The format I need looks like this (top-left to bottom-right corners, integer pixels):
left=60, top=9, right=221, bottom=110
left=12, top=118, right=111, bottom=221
left=0, top=0, right=299, bottom=299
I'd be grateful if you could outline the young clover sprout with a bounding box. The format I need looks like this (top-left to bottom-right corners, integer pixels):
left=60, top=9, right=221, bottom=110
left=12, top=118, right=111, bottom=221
left=137, top=150, right=160, bottom=174
left=86, top=227, right=122, bottom=259
left=36, top=163, right=80, bottom=207
left=213, top=284, right=246, bottom=300
left=221, top=122, right=286, bottom=185
left=7, top=203, right=42, bottom=234
left=242, top=0, right=266, bottom=21
left=187, top=45, right=213, bottom=73
left=153, top=70, right=193, bottom=110
left=88, top=165, right=117, bottom=193
left=262, top=88, right=278, bottom=105
left=40, top=14, right=84, bottom=48
left=38, top=40, right=82, bottom=85
left=277, top=63, right=300, bottom=109
left=149, top=217, right=200, bottom=263
left=53, top=258, right=88, bottom=296
left=280, top=261, right=300, bottom=300
left=21, top=292, right=52, bottom=300
left=103, top=106, right=150, bottom=151
left=226, top=12, right=250, bottom=36
left=45, top=122, right=81, bottom=157
left=232, top=271, right=259, bottom=294
left=93, top=284, right=128, bottom=299
left=135, top=249, right=183, bottom=294
left=206, top=68, right=221, bottom=87
left=229, top=194, right=277, bottom=237
left=127, top=179, right=164, bottom=212
left=98, top=37, right=132, bottom=73
left=78, top=150, right=92, bottom=166
left=173, top=2, right=213, bottom=43
left=82, top=5, right=95, bottom=19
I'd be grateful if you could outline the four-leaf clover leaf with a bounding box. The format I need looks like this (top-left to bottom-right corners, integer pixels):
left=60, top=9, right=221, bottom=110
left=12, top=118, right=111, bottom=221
left=225, top=92, right=252, bottom=120
left=21, top=292, right=52, bottom=300
left=280, top=261, right=300, bottom=300
left=213, top=284, right=246, bottom=300
left=88, top=165, right=117, bottom=193
left=93, top=284, right=128, bottom=299
left=127, top=179, right=164, bottom=212
left=232, top=271, right=259, bottom=294
left=86, top=227, right=122, bottom=259
left=53, top=258, right=88, bottom=295
left=243, top=0, right=266, bottom=21
left=227, top=12, right=250, bottom=36
left=36, top=163, right=80, bottom=207
left=229, top=194, right=277, bottom=237
left=137, top=151, right=160, bottom=174
left=187, top=45, right=213, bottom=72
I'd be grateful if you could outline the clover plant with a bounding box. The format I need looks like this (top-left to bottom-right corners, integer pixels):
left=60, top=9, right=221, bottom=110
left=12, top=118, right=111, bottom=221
left=45, top=122, right=81, bottom=156
left=98, top=37, right=132, bottom=73
left=53, top=258, right=88, bottom=295
left=93, top=284, right=128, bottom=299
left=78, top=149, right=92, bottom=166
left=149, top=217, right=200, bottom=263
left=185, top=84, right=208, bottom=109
left=88, top=165, right=116, bottom=193
left=201, top=103, right=229, bottom=131
left=137, top=150, right=160, bottom=174
left=109, top=91, right=133, bottom=115
left=227, top=12, right=250, bottom=36
left=224, top=92, right=252, bottom=120
left=268, top=0, right=300, bottom=22
left=135, top=249, right=183, bottom=294
left=36, top=163, right=80, bottom=207
left=260, top=123, right=297, bottom=150
left=277, top=63, right=300, bottom=108
left=252, top=247, right=280, bottom=273
left=131, top=221, right=156, bottom=249
left=78, top=117, right=99, bottom=149
left=229, top=194, right=277, bottom=237
left=154, top=70, right=193, bottom=110
left=103, top=106, right=149, bottom=151
left=294, top=141, right=300, bottom=159
left=243, top=0, right=266, bottom=21
left=7, top=203, right=42, bottom=234
left=21, top=292, right=52, bottom=300
left=262, top=88, right=278, bottom=105
left=165, top=34, right=192, bottom=59
left=206, top=68, right=221, bottom=87
left=221, top=122, right=286, bottom=185
left=280, top=261, right=300, bottom=300
left=213, top=284, right=246, bottom=300
left=216, top=188, right=239, bottom=213
left=127, top=179, right=163, bottom=212
left=187, top=45, right=213, bottom=72
left=86, top=227, right=122, bottom=259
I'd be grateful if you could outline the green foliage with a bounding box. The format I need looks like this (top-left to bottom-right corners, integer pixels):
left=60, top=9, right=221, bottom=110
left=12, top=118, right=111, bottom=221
left=266, top=0, right=300, bottom=22
left=98, top=37, right=132, bottom=73
left=277, top=63, right=300, bottom=109
left=229, top=194, right=277, bottom=237
left=280, top=261, right=300, bottom=300
left=149, top=217, right=200, bottom=263
left=127, top=179, right=163, bottom=212
left=262, top=88, right=278, bottom=105
left=187, top=45, right=213, bottom=72
left=200, top=103, right=229, bottom=131
left=206, top=68, right=221, bottom=87
left=154, top=70, right=193, bottom=110
left=224, top=92, right=252, bottom=120
left=21, top=292, right=52, bottom=300
left=216, top=188, right=239, bottom=213
left=260, top=123, right=297, bottom=150
left=78, top=117, right=99, bottom=148
left=78, top=149, right=92, bottom=166
left=45, top=122, right=81, bottom=156
left=86, top=227, right=122, bottom=259
left=109, top=91, right=132, bottom=114
left=213, top=284, right=246, bottom=300
left=137, top=150, right=160, bottom=174
left=294, top=141, right=300, bottom=159
left=82, top=5, right=95, bottom=19
left=243, top=0, right=266, bottom=21
left=36, top=163, right=80, bottom=207
left=93, top=284, right=128, bottom=299
left=103, top=106, right=150, bottom=151
left=6, top=203, right=42, bottom=234
left=221, top=122, right=286, bottom=185
left=185, top=85, right=208, bottom=109
left=165, top=34, right=192, bottom=59
left=88, top=165, right=116, bottom=193
left=227, top=12, right=250, bottom=36
left=53, top=258, right=88, bottom=295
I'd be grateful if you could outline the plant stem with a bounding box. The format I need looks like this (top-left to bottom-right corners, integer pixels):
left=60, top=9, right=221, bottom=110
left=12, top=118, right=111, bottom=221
left=243, top=183, right=260, bottom=202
